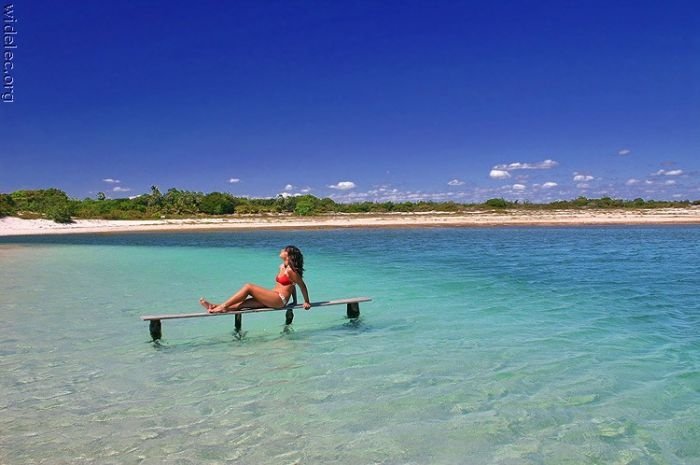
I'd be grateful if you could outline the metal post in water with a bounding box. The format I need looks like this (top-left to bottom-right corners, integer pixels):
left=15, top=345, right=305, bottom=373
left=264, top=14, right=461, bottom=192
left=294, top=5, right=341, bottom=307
left=234, top=314, right=242, bottom=333
left=149, top=319, right=162, bottom=341
left=347, top=302, right=360, bottom=319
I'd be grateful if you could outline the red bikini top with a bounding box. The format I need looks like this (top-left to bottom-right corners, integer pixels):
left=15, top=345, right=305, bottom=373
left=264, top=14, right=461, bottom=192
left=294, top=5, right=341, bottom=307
left=276, top=267, right=293, bottom=286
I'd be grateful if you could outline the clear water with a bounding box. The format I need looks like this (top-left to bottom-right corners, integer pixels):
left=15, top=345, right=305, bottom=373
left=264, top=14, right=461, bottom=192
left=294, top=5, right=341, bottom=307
left=1, top=227, right=699, bottom=465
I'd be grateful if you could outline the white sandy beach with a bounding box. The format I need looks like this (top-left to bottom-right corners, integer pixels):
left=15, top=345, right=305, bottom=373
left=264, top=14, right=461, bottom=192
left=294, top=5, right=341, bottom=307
left=2, top=208, right=700, bottom=236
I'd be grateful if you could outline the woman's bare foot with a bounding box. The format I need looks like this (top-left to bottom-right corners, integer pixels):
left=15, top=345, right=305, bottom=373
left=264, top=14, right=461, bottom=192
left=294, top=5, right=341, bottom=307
left=209, top=304, right=229, bottom=313
left=199, top=297, right=215, bottom=311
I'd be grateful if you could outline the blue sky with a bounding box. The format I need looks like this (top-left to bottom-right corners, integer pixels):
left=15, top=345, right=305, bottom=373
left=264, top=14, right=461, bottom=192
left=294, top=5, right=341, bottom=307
left=1, top=1, right=698, bottom=202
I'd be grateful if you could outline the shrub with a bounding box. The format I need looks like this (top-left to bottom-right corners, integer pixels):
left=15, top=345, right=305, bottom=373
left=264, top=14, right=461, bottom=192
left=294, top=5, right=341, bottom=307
left=200, top=192, right=236, bottom=215
left=485, top=198, right=509, bottom=208
left=573, top=196, right=589, bottom=207
left=11, top=188, right=69, bottom=214
left=235, top=203, right=261, bottom=214
left=0, top=193, right=16, bottom=217
left=47, top=205, right=74, bottom=223
left=294, top=197, right=316, bottom=216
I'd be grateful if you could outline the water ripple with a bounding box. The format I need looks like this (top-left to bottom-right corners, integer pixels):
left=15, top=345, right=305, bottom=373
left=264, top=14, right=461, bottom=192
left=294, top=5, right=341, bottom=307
left=1, top=227, right=700, bottom=463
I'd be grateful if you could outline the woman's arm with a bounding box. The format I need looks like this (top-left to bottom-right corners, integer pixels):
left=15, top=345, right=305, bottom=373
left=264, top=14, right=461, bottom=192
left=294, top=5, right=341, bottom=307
left=297, top=279, right=311, bottom=310
left=288, top=269, right=311, bottom=309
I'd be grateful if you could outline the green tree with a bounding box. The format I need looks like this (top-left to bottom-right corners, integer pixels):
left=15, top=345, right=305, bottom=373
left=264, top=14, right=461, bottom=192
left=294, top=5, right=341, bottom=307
left=275, top=194, right=298, bottom=213
left=200, top=192, right=236, bottom=215
left=11, top=188, right=70, bottom=213
left=485, top=198, right=509, bottom=208
left=0, top=193, right=16, bottom=217
left=573, top=196, right=589, bottom=207
left=318, top=197, right=337, bottom=213
left=294, top=195, right=318, bottom=216
left=147, top=185, right=163, bottom=211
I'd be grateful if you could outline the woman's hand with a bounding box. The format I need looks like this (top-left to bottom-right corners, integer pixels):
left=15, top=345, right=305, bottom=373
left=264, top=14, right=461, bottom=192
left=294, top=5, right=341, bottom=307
left=303, top=302, right=311, bottom=310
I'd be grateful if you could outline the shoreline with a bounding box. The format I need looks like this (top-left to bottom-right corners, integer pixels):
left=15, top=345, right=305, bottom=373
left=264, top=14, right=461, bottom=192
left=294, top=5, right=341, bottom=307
left=2, top=208, right=700, bottom=236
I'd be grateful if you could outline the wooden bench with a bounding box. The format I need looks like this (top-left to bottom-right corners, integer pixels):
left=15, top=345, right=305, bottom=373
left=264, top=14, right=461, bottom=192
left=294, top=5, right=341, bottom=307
left=140, top=297, right=372, bottom=341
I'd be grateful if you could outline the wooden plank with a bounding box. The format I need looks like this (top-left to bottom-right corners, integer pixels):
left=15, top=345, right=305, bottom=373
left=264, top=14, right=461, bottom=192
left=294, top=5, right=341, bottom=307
left=140, top=297, right=372, bottom=321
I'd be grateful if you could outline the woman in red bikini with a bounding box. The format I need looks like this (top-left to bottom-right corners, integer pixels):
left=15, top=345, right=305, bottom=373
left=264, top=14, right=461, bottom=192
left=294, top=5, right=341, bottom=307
left=199, top=245, right=311, bottom=313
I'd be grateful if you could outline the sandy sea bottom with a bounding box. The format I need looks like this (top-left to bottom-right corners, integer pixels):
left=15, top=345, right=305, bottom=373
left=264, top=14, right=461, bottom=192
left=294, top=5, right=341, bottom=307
left=0, top=227, right=699, bottom=464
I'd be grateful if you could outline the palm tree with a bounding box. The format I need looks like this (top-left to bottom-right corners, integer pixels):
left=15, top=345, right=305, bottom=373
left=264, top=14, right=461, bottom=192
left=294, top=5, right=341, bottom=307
left=148, top=185, right=163, bottom=210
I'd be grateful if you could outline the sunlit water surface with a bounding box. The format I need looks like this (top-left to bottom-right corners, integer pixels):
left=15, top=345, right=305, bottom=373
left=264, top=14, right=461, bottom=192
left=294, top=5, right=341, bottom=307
left=1, top=227, right=699, bottom=464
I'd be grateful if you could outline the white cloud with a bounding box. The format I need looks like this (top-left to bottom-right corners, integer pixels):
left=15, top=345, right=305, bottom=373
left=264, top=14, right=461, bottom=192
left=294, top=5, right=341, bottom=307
left=489, top=169, right=511, bottom=179
left=542, top=182, right=558, bottom=189
left=653, top=169, right=683, bottom=176
left=330, top=187, right=479, bottom=204
left=284, top=184, right=294, bottom=191
left=625, top=178, right=640, bottom=186
left=665, top=179, right=676, bottom=185
left=576, top=183, right=590, bottom=189
left=368, top=186, right=400, bottom=195
left=493, top=159, right=559, bottom=171
left=512, top=184, right=526, bottom=191
left=102, top=178, right=120, bottom=183
left=490, top=159, right=558, bottom=182
left=228, top=178, right=240, bottom=183
left=113, top=186, right=131, bottom=192
left=448, top=179, right=465, bottom=186
left=618, top=149, right=631, bottom=156
left=328, top=181, right=356, bottom=190
left=300, top=187, right=311, bottom=193
left=573, top=174, right=594, bottom=182
left=539, top=159, right=559, bottom=169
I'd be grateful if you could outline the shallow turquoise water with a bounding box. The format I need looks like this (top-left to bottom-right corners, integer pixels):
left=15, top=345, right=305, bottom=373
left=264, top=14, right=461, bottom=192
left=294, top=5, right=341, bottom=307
left=1, top=227, right=699, bottom=464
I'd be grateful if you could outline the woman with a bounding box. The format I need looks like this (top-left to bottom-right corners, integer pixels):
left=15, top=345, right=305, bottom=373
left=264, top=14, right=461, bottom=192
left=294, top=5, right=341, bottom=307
left=199, top=245, right=311, bottom=313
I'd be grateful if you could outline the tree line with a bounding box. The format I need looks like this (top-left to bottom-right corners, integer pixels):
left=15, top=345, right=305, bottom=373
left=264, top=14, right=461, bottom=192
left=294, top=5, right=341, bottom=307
left=0, top=187, right=698, bottom=223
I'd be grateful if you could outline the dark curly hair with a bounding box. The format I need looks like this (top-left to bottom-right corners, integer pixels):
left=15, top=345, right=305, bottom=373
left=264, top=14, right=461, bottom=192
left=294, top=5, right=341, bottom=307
left=284, top=245, right=305, bottom=278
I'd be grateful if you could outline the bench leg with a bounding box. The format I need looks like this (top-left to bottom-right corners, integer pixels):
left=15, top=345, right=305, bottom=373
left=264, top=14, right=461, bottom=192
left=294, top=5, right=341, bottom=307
left=234, top=314, right=242, bottom=333
left=347, top=302, right=360, bottom=319
left=149, top=319, right=162, bottom=341
left=285, top=308, right=294, bottom=325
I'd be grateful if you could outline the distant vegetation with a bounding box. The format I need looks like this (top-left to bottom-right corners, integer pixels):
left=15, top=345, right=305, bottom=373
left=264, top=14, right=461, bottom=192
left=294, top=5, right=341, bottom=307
left=1, top=188, right=698, bottom=223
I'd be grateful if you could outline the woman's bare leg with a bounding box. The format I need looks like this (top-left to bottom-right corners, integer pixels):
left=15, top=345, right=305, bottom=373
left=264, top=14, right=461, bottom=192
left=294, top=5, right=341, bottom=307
left=209, top=283, right=284, bottom=313
left=235, top=297, right=265, bottom=310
